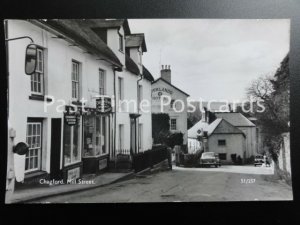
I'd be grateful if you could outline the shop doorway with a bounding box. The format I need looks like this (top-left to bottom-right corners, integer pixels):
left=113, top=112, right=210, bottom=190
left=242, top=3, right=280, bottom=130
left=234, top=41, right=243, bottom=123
left=50, top=118, right=62, bottom=179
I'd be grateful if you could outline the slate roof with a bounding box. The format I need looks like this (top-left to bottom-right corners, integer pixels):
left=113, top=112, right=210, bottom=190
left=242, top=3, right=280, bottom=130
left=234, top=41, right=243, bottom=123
left=213, top=119, right=245, bottom=136
left=34, top=19, right=125, bottom=68
left=152, top=78, right=190, bottom=97
left=125, top=54, right=140, bottom=75
left=188, top=119, right=221, bottom=138
left=125, top=33, right=147, bottom=52
left=143, top=66, right=154, bottom=82
left=215, top=112, right=255, bottom=127
left=188, top=118, right=245, bottom=139
left=85, top=19, right=131, bottom=35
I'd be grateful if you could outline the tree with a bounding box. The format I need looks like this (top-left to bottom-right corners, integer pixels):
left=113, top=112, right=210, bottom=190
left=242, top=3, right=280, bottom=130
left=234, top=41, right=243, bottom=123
left=246, top=54, right=289, bottom=161
left=152, top=113, right=170, bottom=144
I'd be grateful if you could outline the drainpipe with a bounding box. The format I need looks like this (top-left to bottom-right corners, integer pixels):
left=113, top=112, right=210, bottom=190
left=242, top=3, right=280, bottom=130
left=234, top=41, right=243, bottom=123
left=136, top=72, right=143, bottom=153
left=113, top=67, right=117, bottom=160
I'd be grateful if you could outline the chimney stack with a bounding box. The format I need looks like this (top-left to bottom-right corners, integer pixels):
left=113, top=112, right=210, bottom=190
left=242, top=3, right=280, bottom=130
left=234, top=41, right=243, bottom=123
left=160, top=64, right=171, bottom=83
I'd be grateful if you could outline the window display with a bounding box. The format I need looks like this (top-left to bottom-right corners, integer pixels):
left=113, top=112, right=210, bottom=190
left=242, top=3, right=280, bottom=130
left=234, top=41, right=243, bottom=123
left=83, top=115, right=108, bottom=157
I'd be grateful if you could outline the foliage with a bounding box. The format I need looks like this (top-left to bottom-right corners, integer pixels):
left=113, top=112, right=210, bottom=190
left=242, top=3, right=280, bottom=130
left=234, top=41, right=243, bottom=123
left=159, top=131, right=184, bottom=149
left=182, top=149, right=203, bottom=167
left=246, top=54, right=289, bottom=162
left=152, top=113, right=170, bottom=144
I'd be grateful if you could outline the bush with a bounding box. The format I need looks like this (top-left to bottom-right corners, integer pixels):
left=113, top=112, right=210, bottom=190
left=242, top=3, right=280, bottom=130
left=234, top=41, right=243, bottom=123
left=181, top=149, right=203, bottom=167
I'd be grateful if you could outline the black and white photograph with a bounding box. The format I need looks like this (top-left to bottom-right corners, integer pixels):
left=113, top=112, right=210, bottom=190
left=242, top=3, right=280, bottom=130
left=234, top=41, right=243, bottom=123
left=4, top=18, right=292, bottom=203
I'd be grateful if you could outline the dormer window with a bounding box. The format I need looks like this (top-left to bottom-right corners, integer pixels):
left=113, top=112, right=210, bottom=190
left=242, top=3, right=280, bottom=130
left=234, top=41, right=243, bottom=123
left=119, top=34, right=124, bottom=52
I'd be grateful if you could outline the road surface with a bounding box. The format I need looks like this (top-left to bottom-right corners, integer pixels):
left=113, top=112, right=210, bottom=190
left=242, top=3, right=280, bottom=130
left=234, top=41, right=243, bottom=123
left=32, top=165, right=293, bottom=203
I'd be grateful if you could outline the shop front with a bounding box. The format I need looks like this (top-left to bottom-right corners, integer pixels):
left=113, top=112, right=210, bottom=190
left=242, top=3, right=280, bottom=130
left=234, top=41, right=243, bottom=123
left=82, top=110, right=110, bottom=174
left=62, top=105, right=83, bottom=182
left=82, top=96, right=112, bottom=174
left=61, top=97, right=112, bottom=181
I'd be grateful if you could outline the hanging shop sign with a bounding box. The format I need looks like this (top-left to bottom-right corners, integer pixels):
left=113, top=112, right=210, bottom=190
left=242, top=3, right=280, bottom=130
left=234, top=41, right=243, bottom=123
left=96, top=96, right=112, bottom=114
left=64, top=106, right=80, bottom=126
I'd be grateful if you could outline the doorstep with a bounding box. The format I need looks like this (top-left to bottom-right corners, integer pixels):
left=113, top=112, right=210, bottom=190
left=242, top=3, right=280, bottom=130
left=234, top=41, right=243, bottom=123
left=8, top=171, right=134, bottom=204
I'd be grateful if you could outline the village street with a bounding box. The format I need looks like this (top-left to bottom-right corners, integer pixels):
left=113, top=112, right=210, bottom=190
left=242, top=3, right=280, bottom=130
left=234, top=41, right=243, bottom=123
left=32, top=165, right=293, bottom=203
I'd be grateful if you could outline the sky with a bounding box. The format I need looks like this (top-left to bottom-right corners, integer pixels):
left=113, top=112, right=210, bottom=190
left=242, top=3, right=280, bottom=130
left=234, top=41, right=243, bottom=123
left=128, top=19, right=290, bottom=102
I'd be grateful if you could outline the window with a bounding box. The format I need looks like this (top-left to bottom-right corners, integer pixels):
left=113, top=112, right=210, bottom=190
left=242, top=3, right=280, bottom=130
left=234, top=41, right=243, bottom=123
left=83, top=115, right=107, bottom=157
left=138, top=124, right=143, bottom=151
left=64, top=118, right=81, bottom=165
left=118, top=124, right=124, bottom=150
left=119, top=34, right=124, bottom=52
left=218, top=140, right=226, bottom=146
left=170, top=118, right=177, bottom=131
left=25, top=121, right=42, bottom=172
left=219, top=153, right=227, bottom=160
left=31, top=48, right=44, bottom=95
left=72, top=61, right=80, bottom=99
left=138, top=85, right=143, bottom=108
left=170, top=99, right=175, bottom=109
left=118, top=77, right=124, bottom=101
left=99, top=69, right=105, bottom=95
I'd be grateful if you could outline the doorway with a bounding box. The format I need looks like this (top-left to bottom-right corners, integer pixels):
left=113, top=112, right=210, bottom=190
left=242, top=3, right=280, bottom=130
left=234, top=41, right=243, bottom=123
left=50, top=118, right=62, bottom=179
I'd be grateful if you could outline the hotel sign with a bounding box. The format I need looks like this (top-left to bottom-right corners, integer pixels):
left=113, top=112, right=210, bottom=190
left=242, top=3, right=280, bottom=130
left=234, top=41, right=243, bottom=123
left=152, top=87, right=173, bottom=100
left=96, top=96, right=112, bottom=114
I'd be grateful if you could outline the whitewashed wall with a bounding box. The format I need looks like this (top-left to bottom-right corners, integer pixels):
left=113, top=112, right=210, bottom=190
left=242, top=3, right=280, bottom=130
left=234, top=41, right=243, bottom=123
left=208, top=134, right=246, bottom=163
left=7, top=20, right=115, bottom=181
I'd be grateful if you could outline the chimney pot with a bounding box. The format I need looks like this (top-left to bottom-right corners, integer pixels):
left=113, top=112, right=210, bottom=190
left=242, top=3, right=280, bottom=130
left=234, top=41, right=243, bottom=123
left=160, top=64, right=172, bottom=83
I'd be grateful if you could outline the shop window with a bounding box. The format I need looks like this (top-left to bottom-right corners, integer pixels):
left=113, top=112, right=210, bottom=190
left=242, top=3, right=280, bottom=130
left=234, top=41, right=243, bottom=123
left=31, top=48, right=44, bottom=95
left=25, top=121, right=42, bottom=172
left=83, top=115, right=108, bottom=157
left=99, top=69, right=105, bottom=95
left=218, top=139, right=226, bottom=146
left=170, top=118, right=177, bottom=131
left=72, top=60, right=80, bottom=100
left=64, top=118, right=81, bottom=165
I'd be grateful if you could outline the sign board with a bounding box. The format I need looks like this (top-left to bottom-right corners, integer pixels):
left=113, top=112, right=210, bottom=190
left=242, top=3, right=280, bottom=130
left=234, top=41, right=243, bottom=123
left=96, top=96, right=112, bottom=114
left=151, top=87, right=173, bottom=101
left=67, top=167, right=80, bottom=180
left=64, top=106, right=79, bottom=126
left=99, top=158, right=108, bottom=170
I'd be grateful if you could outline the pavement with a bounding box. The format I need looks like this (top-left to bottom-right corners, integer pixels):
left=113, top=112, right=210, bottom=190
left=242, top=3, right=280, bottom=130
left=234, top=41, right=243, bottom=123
left=29, top=164, right=293, bottom=203
left=9, top=171, right=134, bottom=203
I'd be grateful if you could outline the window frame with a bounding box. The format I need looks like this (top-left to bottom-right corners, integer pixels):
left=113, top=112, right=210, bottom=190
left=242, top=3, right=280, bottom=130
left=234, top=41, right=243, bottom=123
left=219, top=153, right=227, bottom=160
left=63, top=117, right=82, bottom=166
left=25, top=120, right=43, bottom=173
left=138, top=84, right=143, bottom=108
left=170, top=118, right=177, bottom=131
left=99, top=69, right=106, bottom=95
left=118, top=124, right=124, bottom=150
left=119, top=34, right=124, bottom=52
left=218, top=139, right=226, bottom=146
left=30, top=48, right=44, bottom=95
left=71, top=60, right=80, bottom=100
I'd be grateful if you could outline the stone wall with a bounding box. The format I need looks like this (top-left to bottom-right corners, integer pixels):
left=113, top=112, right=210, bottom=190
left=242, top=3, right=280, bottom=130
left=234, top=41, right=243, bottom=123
left=275, top=132, right=291, bottom=185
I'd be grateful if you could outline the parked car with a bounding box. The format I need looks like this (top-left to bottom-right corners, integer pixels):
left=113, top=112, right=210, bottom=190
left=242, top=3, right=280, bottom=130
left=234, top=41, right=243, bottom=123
left=254, top=154, right=264, bottom=166
left=199, top=152, right=221, bottom=168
